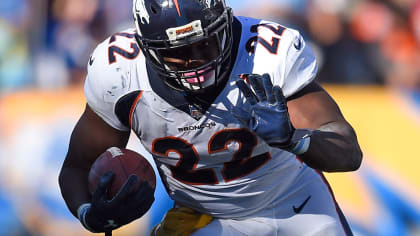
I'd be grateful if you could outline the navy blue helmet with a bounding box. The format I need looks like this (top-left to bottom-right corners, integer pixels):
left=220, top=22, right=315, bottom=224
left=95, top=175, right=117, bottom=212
left=133, top=0, right=233, bottom=93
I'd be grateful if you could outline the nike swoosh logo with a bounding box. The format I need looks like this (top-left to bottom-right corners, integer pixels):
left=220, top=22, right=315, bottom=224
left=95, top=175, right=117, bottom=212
left=293, top=195, right=311, bottom=214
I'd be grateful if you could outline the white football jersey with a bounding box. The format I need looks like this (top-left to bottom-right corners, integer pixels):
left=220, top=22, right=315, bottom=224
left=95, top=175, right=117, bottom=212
left=84, top=16, right=319, bottom=218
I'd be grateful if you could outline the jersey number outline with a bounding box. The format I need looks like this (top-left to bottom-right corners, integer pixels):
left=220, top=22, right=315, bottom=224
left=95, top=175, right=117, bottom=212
left=108, top=32, right=141, bottom=64
left=246, top=23, right=285, bottom=54
left=152, top=128, right=271, bottom=185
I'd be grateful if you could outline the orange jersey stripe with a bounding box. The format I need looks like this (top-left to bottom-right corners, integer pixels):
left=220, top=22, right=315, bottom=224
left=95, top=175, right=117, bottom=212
left=129, top=90, right=143, bottom=128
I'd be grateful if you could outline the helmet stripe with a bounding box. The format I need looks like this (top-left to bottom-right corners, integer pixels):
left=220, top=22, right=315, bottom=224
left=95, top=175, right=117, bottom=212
left=173, top=0, right=181, bottom=16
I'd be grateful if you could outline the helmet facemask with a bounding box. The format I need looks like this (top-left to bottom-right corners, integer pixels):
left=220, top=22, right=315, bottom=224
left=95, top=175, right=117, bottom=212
left=133, top=0, right=233, bottom=93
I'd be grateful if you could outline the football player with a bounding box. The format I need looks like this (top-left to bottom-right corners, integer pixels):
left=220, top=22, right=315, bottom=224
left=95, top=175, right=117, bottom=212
left=59, top=0, right=363, bottom=235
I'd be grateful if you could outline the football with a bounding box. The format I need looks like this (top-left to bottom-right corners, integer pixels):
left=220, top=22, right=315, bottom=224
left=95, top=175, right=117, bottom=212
left=88, top=147, right=156, bottom=198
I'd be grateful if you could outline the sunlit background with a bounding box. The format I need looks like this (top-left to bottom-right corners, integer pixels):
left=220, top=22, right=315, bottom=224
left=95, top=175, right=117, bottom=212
left=1, top=0, right=420, bottom=235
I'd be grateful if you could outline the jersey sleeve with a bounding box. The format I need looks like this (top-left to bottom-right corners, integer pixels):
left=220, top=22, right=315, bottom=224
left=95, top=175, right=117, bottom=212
left=278, top=28, right=318, bottom=97
left=250, top=22, right=318, bottom=98
left=84, top=40, right=131, bottom=131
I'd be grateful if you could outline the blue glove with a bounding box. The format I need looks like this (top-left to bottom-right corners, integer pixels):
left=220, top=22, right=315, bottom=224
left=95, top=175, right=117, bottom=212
left=78, top=171, right=155, bottom=233
left=232, top=73, right=312, bottom=154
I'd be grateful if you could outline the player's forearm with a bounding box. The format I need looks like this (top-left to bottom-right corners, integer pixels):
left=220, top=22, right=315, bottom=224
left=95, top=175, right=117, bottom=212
left=58, top=165, right=92, bottom=218
left=298, top=121, right=363, bottom=172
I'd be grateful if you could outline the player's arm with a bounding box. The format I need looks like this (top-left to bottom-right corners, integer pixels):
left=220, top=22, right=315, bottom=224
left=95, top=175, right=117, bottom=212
left=287, top=81, right=362, bottom=172
left=234, top=74, right=362, bottom=172
left=59, top=104, right=154, bottom=233
left=58, top=104, right=130, bottom=218
left=239, top=28, right=361, bottom=172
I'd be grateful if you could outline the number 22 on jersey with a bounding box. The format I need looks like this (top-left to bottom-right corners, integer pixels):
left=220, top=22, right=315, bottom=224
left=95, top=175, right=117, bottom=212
left=152, top=128, right=271, bottom=185
left=108, top=31, right=141, bottom=64
left=246, top=23, right=285, bottom=54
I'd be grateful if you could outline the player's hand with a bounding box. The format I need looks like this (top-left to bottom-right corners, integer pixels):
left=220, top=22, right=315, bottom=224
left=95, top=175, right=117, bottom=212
left=232, top=73, right=295, bottom=148
left=79, top=171, right=155, bottom=233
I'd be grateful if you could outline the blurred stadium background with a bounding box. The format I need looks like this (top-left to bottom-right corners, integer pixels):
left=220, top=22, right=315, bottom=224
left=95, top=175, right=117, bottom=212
left=1, top=0, right=420, bottom=235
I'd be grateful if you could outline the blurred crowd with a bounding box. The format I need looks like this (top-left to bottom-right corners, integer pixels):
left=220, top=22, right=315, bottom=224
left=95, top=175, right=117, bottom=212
left=1, top=0, right=420, bottom=94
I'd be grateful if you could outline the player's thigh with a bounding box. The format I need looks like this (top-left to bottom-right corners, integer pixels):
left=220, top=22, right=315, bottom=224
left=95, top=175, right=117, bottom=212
left=191, top=216, right=277, bottom=236
left=275, top=213, right=346, bottom=236
left=192, top=209, right=347, bottom=236
left=190, top=219, right=226, bottom=236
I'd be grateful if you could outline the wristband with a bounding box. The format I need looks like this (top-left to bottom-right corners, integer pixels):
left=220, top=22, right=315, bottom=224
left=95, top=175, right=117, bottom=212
left=287, top=134, right=311, bottom=155
left=286, top=129, right=312, bottom=155
left=77, top=203, right=98, bottom=233
left=270, top=129, right=312, bottom=155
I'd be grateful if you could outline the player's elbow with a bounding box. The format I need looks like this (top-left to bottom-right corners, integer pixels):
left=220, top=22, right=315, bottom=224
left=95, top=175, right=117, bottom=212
left=350, top=153, right=362, bottom=171
left=58, top=161, right=73, bottom=190
left=346, top=144, right=363, bottom=171
left=324, top=143, right=363, bottom=173
left=340, top=126, right=363, bottom=171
